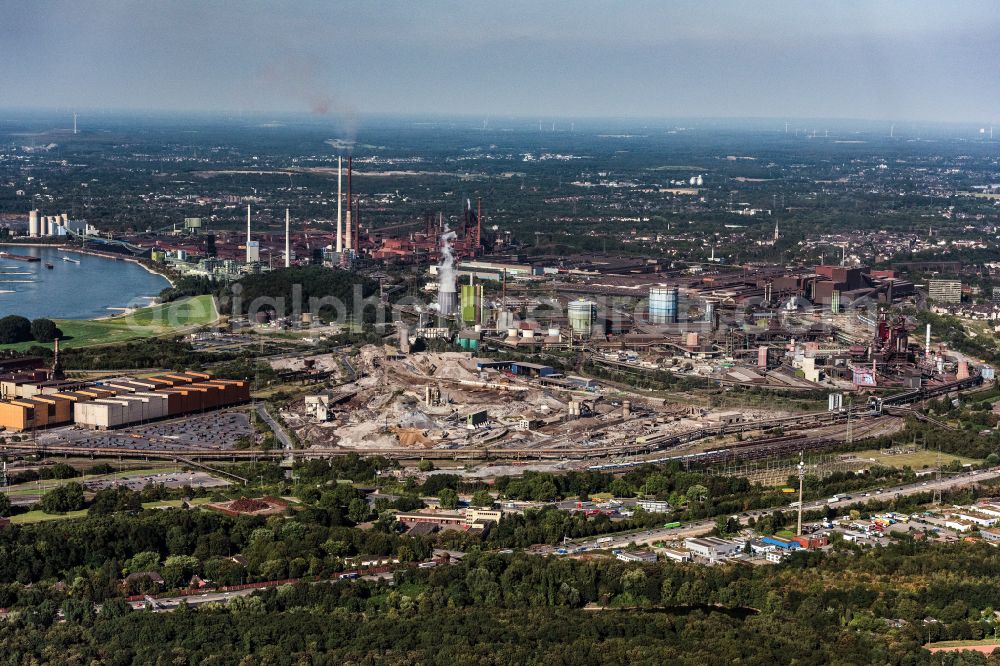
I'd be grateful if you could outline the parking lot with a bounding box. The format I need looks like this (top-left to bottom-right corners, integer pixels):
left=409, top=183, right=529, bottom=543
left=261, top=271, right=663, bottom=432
left=83, top=470, right=229, bottom=493
left=36, top=411, right=253, bottom=453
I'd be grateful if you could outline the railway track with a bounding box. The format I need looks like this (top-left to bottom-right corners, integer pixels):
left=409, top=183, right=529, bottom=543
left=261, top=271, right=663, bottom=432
left=1, top=374, right=981, bottom=466
left=0, top=409, right=856, bottom=462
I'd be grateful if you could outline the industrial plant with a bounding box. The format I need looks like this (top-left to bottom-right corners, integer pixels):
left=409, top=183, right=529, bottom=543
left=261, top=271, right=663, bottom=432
left=0, top=357, right=249, bottom=432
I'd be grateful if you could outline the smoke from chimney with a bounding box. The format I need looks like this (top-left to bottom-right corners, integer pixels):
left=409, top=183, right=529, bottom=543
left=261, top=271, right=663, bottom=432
left=437, top=225, right=458, bottom=315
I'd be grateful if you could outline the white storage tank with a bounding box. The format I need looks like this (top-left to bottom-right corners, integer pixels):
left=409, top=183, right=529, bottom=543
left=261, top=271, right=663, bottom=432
left=568, top=299, right=596, bottom=337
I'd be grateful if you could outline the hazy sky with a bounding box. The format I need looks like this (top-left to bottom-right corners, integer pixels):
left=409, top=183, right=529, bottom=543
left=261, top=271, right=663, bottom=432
left=2, top=0, right=998, bottom=122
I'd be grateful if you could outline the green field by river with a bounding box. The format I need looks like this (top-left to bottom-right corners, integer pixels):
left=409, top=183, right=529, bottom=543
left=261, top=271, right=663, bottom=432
left=0, top=295, right=218, bottom=350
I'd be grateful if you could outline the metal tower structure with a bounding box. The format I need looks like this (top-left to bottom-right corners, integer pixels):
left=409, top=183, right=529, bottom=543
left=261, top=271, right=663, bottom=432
left=933, top=440, right=943, bottom=506
left=796, top=451, right=805, bottom=536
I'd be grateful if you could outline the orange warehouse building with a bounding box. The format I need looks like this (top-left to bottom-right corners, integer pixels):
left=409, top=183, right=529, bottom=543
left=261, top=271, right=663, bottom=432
left=126, top=377, right=173, bottom=391
left=0, top=396, right=73, bottom=431
left=31, top=395, right=74, bottom=425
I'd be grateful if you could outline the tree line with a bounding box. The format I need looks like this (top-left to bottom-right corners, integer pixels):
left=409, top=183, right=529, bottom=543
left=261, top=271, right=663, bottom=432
left=5, top=538, right=1000, bottom=664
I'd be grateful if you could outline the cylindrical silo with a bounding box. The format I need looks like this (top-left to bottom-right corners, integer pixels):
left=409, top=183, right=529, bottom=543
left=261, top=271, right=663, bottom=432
left=568, top=299, right=596, bottom=338
left=60, top=213, right=68, bottom=225
left=28, top=210, right=39, bottom=237
left=649, top=286, right=678, bottom=324
left=704, top=298, right=717, bottom=328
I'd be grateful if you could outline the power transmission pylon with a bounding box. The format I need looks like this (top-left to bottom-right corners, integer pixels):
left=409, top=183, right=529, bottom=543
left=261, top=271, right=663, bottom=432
left=933, top=441, right=943, bottom=506
left=796, top=451, right=805, bottom=536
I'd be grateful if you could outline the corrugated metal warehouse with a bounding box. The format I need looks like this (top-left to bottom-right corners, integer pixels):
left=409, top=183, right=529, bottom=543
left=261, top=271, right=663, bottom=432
left=0, top=372, right=249, bottom=431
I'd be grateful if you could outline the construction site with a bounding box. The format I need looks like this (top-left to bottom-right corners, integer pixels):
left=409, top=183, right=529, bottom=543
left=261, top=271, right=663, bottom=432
left=275, top=340, right=972, bottom=474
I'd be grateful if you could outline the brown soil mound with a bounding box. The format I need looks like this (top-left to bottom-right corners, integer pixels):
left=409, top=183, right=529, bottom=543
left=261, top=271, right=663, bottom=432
left=230, top=497, right=271, bottom=512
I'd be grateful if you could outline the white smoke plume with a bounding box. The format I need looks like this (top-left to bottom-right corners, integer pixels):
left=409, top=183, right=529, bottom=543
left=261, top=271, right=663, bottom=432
left=254, top=54, right=359, bottom=144
left=438, top=225, right=457, bottom=294
left=437, top=225, right=458, bottom=315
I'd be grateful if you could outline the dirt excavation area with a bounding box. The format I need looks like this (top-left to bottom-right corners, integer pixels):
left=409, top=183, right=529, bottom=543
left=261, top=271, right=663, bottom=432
left=282, top=348, right=577, bottom=454
left=270, top=352, right=348, bottom=379
left=278, top=346, right=798, bottom=458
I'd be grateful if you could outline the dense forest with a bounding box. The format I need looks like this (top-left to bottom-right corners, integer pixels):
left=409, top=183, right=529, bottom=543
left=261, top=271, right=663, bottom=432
left=0, top=454, right=998, bottom=662
left=4, top=537, right=1000, bottom=664
left=220, top=266, right=380, bottom=323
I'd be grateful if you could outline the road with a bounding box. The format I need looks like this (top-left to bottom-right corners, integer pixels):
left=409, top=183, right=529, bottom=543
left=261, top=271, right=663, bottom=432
left=256, top=403, right=294, bottom=451
left=565, top=468, right=1000, bottom=551
left=132, top=587, right=257, bottom=610
left=341, top=353, right=357, bottom=382
left=131, top=568, right=401, bottom=612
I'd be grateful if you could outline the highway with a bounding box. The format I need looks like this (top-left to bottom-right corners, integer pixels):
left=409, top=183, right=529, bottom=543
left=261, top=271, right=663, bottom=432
left=564, top=468, right=1000, bottom=551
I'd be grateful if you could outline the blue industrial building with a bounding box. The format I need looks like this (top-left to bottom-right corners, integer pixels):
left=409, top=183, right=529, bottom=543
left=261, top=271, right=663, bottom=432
left=510, top=362, right=554, bottom=378
left=760, top=536, right=800, bottom=550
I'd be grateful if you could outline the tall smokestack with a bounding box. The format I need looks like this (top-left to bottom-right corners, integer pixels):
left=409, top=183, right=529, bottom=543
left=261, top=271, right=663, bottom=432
left=284, top=208, right=291, bottom=268
left=51, top=337, right=64, bottom=380
left=354, top=197, right=360, bottom=252
left=476, top=198, right=482, bottom=255
left=925, top=323, right=931, bottom=357
left=345, top=156, right=353, bottom=252
left=336, top=156, right=343, bottom=254
left=246, top=204, right=252, bottom=263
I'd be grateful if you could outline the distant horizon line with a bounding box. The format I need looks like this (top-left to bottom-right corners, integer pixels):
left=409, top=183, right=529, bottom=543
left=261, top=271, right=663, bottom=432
left=0, top=107, right=994, bottom=129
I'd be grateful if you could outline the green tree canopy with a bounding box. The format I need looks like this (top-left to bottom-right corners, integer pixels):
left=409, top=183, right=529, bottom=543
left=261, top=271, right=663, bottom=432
left=438, top=488, right=459, bottom=509
left=30, top=318, right=62, bottom=343
left=471, top=490, right=494, bottom=507
left=0, top=315, right=31, bottom=344
left=40, top=482, right=85, bottom=514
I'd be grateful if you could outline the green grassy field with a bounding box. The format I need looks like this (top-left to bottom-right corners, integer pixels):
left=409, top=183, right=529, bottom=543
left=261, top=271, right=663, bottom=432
left=847, top=448, right=981, bottom=469
left=9, top=509, right=89, bottom=524
left=3, top=466, right=183, bottom=497
left=140, top=497, right=213, bottom=510
left=0, top=295, right=218, bottom=351
left=9, top=497, right=215, bottom=524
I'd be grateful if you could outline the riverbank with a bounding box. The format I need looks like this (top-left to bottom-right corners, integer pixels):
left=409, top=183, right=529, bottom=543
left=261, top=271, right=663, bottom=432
left=0, top=243, right=174, bottom=320
left=0, top=242, right=176, bottom=288
left=0, top=295, right=220, bottom=351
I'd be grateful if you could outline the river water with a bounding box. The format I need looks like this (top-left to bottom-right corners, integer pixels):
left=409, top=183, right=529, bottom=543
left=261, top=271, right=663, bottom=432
left=0, top=246, right=170, bottom=320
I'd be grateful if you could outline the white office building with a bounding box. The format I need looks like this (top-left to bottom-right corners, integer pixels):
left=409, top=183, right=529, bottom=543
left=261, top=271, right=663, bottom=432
left=684, top=537, right=742, bottom=561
